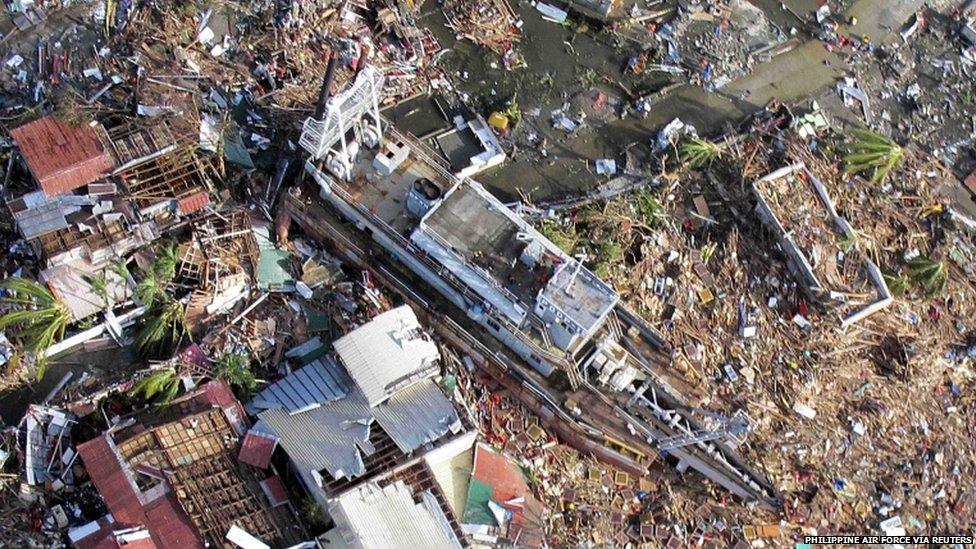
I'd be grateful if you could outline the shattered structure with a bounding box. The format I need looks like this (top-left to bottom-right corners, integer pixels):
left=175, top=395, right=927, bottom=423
left=247, top=306, right=471, bottom=510
left=1, top=0, right=975, bottom=546
left=752, top=162, right=893, bottom=326
left=74, top=381, right=303, bottom=548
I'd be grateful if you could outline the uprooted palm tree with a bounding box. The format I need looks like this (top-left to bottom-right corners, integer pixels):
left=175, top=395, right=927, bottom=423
left=129, top=368, right=181, bottom=406
left=906, top=255, right=947, bottom=298
left=215, top=353, right=259, bottom=399
left=133, top=243, right=179, bottom=310
left=679, top=135, right=725, bottom=168
left=0, top=278, right=72, bottom=380
left=843, top=129, right=904, bottom=183
left=134, top=299, right=188, bottom=358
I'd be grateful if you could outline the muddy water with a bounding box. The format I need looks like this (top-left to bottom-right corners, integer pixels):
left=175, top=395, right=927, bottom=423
left=418, top=2, right=677, bottom=201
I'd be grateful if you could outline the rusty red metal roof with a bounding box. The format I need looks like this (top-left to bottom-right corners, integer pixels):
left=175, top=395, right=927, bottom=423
left=204, top=379, right=238, bottom=408
left=238, top=430, right=278, bottom=469
left=471, top=443, right=545, bottom=548
left=77, top=436, right=144, bottom=525
left=472, top=443, right=529, bottom=503
left=77, top=436, right=203, bottom=549
left=74, top=515, right=151, bottom=549
left=177, top=191, right=211, bottom=214
left=143, top=495, right=201, bottom=548
left=259, top=475, right=289, bottom=507
left=10, top=116, right=114, bottom=196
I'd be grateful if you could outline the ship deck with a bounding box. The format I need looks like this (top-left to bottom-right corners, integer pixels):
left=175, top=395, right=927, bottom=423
left=339, top=148, right=455, bottom=237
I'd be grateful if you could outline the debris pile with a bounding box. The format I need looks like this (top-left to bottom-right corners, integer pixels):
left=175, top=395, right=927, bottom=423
left=442, top=0, right=523, bottom=69
left=528, top=120, right=976, bottom=536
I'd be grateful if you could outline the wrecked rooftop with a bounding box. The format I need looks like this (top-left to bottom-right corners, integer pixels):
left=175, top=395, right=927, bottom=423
left=0, top=0, right=975, bottom=547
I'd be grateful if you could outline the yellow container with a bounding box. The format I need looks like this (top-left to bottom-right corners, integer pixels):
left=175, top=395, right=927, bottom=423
left=488, top=111, right=509, bottom=131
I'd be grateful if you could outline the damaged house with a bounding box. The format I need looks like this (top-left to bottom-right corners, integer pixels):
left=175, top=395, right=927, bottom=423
left=4, top=115, right=214, bottom=323
left=244, top=305, right=474, bottom=537
left=73, top=380, right=304, bottom=548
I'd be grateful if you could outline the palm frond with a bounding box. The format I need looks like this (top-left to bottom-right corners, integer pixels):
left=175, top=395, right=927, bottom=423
left=679, top=136, right=725, bottom=168
left=906, top=255, right=947, bottom=297
left=134, top=299, right=188, bottom=358
left=843, top=129, right=904, bottom=183
left=0, top=277, right=71, bottom=378
left=129, top=368, right=182, bottom=405
left=215, top=353, right=258, bottom=399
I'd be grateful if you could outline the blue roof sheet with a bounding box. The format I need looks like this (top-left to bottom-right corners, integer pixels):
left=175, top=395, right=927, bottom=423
left=247, top=357, right=352, bottom=414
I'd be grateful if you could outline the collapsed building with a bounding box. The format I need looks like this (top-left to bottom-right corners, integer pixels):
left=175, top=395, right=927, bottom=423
left=751, top=163, right=893, bottom=326
left=4, top=115, right=211, bottom=323
left=73, top=380, right=304, bottom=548
left=280, top=63, right=781, bottom=507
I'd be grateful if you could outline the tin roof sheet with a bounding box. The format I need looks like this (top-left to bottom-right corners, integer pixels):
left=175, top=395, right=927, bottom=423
left=77, top=436, right=204, bottom=549
left=329, top=481, right=462, bottom=549
left=177, top=190, right=211, bottom=214
left=247, top=357, right=351, bottom=415
left=258, top=379, right=460, bottom=482
left=238, top=430, right=278, bottom=469
left=333, top=305, right=440, bottom=407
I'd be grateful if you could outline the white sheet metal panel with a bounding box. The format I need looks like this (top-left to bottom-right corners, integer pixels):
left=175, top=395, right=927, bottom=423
left=332, top=305, right=440, bottom=407
left=328, top=481, right=462, bottom=549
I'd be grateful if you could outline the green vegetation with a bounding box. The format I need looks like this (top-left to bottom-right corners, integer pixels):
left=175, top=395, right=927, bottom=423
left=538, top=219, right=578, bottom=254
left=134, top=243, right=179, bottom=309
left=300, top=498, right=329, bottom=534
left=679, top=136, right=725, bottom=168
left=882, top=270, right=909, bottom=297
left=592, top=240, right=623, bottom=279
left=134, top=299, right=188, bottom=358
left=504, top=94, right=521, bottom=123
left=906, top=255, right=947, bottom=298
left=837, top=232, right=858, bottom=253
left=85, top=270, right=110, bottom=308
left=129, top=368, right=181, bottom=406
left=110, top=258, right=130, bottom=281
left=215, top=353, right=258, bottom=400
left=843, top=129, right=904, bottom=184
left=0, top=278, right=72, bottom=380
left=633, top=189, right=663, bottom=227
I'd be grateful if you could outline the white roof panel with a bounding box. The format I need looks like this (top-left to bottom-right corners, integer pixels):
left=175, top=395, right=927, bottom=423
left=333, top=306, right=440, bottom=407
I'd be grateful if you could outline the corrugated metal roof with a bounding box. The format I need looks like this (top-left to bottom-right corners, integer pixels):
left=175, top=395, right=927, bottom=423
left=258, top=379, right=460, bottom=482
left=10, top=116, right=114, bottom=196
left=257, top=390, right=374, bottom=481
left=247, top=357, right=351, bottom=415
left=329, top=481, right=462, bottom=549
left=143, top=494, right=203, bottom=549
left=177, top=191, right=211, bottom=214
left=9, top=191, right=95, bottom=239
left=238, top=430, right=278, bottom=469
left=259, top=475, right=289, bottom=507
left=77, top=436, right=203, bottom=549
left=42, top=259, right=130, bottom=321
left=471, top=443, right=529, bottom=503
left=253, top=223, right=295, bottom=291
left=372, top=379, right=462, bottom=453
left=464, top=443, right=545, bottom=547
left=333, top=305, right=441, bottom=407
left=77, top=435, right=145, bottom=525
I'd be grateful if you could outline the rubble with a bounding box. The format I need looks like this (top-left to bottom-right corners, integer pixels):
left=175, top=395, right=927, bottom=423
left=0, top=0, right=974, bottom=547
